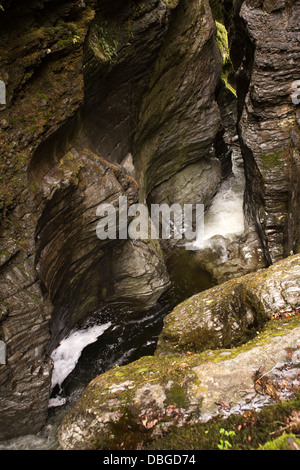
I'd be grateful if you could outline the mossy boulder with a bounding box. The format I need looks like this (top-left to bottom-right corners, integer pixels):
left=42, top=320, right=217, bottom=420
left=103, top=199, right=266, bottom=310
left=58, top=254, right=300, bottom=450
left=156, top=254, right=300, bottom=355
left=58, top=354, right=203, bottom=450
left=58, top=314, right=300, bottom=450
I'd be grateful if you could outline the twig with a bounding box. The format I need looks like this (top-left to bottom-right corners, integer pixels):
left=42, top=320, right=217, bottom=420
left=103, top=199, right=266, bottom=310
left=254, top=365, right=278, bottom=383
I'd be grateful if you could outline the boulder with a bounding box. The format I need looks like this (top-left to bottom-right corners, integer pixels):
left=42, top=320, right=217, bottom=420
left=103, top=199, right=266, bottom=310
left=58, top=309, right=300, bottom=450
left=157, top=254, right=300, bottom=354
left=0, top=0, right=96, bottom=440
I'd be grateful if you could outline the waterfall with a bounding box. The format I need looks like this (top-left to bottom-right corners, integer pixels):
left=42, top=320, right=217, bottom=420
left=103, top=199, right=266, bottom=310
left=195, top=148, right=245, bottom=250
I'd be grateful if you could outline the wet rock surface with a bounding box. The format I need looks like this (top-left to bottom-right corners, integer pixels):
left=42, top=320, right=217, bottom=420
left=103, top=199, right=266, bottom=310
left=0, top=0, right=97, bottom=439
left=133, top=0, right=224, bottom=201
left=0, top=0, right=174, bottom=439
left=0, top=0, right=300, bottom=446
left=34, top=148, right=170, bottom=351
left=58, top=306, right=300, bottom=450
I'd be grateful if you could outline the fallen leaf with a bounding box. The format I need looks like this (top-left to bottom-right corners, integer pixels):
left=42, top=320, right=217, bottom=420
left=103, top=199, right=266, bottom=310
left=216, top=401, right=230, bottom=409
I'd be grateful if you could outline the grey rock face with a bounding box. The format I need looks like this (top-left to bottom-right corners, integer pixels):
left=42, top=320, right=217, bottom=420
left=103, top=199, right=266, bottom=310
left=1, top=0, right=300, bottom=445
left=133, top=0, right=223, bottom=200
left=237, top=0, right=300, bottom=263
left=34, top=148, right=170, bottom=350
left=81, top=0, right=175, bottom=165
left=0, top=0, right=173, bottom=439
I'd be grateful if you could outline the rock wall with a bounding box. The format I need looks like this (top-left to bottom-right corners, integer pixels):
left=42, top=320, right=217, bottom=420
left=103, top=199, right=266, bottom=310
left=0, top=0, right=97, bottom=440
left=0, top=0, right=299, bottom=443
left=234, top=0, right=300, bottom=263
left=0, top=0, right=173, bottom=439
left=0, top=0, right=226, bottom=440
left=133, top=0, right=224, bottom=202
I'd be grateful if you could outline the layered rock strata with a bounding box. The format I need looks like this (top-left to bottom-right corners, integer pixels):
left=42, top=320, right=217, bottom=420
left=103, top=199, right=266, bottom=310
left=235, top=0, right=300, bottom=262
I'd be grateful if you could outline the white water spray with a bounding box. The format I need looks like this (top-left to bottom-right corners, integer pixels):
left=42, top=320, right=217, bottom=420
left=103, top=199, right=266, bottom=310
left=50, top=322, right=111, bottom=395
left=195, top=148, right=245, bottom=249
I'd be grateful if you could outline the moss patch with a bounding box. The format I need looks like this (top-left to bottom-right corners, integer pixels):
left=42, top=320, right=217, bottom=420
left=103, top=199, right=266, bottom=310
left=261, top=151, right=283, bottom=170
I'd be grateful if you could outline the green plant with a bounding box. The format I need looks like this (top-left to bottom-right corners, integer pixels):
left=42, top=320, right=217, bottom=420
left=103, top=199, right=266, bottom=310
left=72, top=35, right=80, bottom=44
left=217, top=428, right=236, bottom=450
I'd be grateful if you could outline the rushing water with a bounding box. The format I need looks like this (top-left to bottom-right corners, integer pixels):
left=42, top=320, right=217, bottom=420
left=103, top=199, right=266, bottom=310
left=195, top=148, right=245, bottom=249
left=0, top=149, right=246, bottom=450
left=0, top=276, right=212, bottom=450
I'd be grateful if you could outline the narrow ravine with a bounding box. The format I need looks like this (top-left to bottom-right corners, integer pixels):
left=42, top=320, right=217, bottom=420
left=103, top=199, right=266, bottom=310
left=1, top=0, right=298, bottom=451
left=0, top=148, right=247, bottom=450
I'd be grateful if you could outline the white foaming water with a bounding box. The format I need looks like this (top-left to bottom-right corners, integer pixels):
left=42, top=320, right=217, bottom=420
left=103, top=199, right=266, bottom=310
left=50, top=322, right=111, bottom=394
left=195, top=149, right=245, bottom=249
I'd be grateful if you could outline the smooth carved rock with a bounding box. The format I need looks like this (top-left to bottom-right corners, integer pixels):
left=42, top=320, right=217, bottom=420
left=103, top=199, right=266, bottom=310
left=0, top=0, right=174, bottom=440
left=133, top=0, right=223, bottom=200
left=34, top=148, right=170, bottom=349
left=0, top=0, right=97, bottom=440
left=81, top=0, right=176, bottom=164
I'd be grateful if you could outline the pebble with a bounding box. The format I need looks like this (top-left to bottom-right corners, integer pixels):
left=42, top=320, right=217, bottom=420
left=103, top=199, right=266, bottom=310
left=0, top=119, right=9, bottom=129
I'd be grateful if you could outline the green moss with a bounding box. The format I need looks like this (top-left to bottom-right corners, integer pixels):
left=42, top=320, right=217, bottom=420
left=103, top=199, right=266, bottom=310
left=221, top=70, right=237, bottom=97
left=89, top=14, right=122, bottom=63
left=215, top=21, right=236, bottom=97
left=164, top=0, right=180, bottom=8
left=179, top=325, right=221, bottom=352
left=183, top=315, right=300, bottom=366
left=215, top=21, right=229, bottom=65
left=209, top=0, right=224, bottom=22
left=261, top=151, right=282, bottom=170
left=166, top=384, right=189, bottom=408
left=259, top=433, right=300, bottom=450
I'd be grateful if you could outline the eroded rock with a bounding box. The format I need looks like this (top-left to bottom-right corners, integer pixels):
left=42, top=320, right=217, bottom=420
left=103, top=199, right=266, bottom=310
left=133, top=0, right=224, bottom=201
left=33, top=148, right=170, bottom=349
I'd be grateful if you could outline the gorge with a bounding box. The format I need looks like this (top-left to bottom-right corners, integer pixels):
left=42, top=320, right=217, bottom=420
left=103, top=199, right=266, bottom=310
left=0, top=0, right=299, bottom=451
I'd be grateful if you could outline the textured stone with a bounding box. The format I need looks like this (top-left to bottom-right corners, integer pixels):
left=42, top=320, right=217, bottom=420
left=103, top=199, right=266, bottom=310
left=81, top=0, right=175, bottom=164
left=236, top=0, right=300, bottom=262
left=0, top=0, right=173, bottom=440
left=58, top=314, right=300, bottom=450
left=0, top=0, right=97, bottom=439
left=33, top=148, right=170, bottom=350
left=156, top=254, right=300, bottom=354
left=133, top=0, right=224, bottom=200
